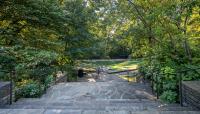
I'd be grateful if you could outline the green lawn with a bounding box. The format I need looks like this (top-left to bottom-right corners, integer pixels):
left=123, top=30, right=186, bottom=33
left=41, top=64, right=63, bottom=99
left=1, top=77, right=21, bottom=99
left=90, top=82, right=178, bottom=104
left=77, top=59, right=141, bottom=71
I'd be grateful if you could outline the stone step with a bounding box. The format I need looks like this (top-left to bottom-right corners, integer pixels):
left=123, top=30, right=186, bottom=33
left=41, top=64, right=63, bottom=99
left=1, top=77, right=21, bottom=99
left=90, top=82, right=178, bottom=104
left=42, top=82, right=153, bottom=100
left=105, top=105, right=197, bottom=111
left=3, top=102, right=158, bottom=108
left=52, top=81, right=150, bottom=85
left=2, top=102, right=197, bottom=111
left=1, top=106, right=197, bottom=111
left=0, top=109, right=200, bottom=114
left=82, top=110, right=200, bottom=114
left=50, top=82, right=151, bottom=88
left=14, top=98, right=157, bottom=105
left=11, top=100, right=163, bottom=108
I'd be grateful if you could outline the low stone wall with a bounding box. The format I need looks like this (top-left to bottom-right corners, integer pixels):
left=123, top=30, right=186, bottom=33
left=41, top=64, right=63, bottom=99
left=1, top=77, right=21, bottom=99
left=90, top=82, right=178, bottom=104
left=182, top=81, right=200, bottom=109
left=0, top=82, right=11, bottom=105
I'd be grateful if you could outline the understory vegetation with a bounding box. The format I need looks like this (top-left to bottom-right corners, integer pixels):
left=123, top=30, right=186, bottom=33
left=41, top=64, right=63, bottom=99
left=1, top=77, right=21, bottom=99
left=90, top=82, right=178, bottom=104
left=0, top=0, right=200, bottom=103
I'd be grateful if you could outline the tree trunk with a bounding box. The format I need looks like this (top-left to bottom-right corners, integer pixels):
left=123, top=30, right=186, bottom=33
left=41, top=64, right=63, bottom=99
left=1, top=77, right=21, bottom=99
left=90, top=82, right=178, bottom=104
left=183, top=15, right=192, bottom=63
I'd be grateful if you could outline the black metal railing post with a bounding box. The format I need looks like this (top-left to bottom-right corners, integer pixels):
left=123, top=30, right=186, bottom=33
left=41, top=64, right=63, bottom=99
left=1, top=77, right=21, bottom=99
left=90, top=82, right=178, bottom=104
left=179, top=73, right=183, bottom=106
left=9, top=70, right=14, bottom=105
left=143, top=74, right=146, bottom=84
left=156, top=74, right=159, bottom=99
left=151, top=75, right=154, bottom=95
left=127, top=71, right=130, bottom=83
left=54, top=70, right=57, bottom=84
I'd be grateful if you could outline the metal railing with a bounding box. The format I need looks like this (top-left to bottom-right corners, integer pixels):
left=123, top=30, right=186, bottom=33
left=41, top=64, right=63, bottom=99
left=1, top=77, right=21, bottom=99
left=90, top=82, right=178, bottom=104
left=178, top=67, right=200, bottom=106
left=0, top=69, right=14, bottom=105
left=150, top=67, right=200, bottom=106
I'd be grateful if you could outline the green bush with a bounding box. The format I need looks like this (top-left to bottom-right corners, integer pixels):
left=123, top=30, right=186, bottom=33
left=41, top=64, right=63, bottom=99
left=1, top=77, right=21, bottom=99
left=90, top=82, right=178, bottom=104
left=162, top=82, right=177, bottom=90
left=30, top=65, right=55, bottom=83
left=138, top=61, right=153, bottom=79
left=179, top=64, right=200, bottom=81
left=140, top=62, right=200, bottom=103
left=16, top=80, right=43, bottom=98
left=160, top=90, right=177, bottom=103
left=44, top=75, right=54, bottom=88
left=139, top=59, right=180, bottom=103
left=66, top=66, right=77, bottom=82
left=160, top=66, right=177, bottom=90
left=0, top=52, right=16, bottom=72
left=0, top=50, right=16, bottom=81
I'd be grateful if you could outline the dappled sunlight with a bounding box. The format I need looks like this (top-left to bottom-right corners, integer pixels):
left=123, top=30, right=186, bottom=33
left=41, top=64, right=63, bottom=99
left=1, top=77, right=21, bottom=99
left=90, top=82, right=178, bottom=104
left=135, top=90, right=157, bottom=100
left=87, top=78, right=96, bottom=82
left=111, top=64, right=138, bottom=70
left=158, top=104, right=168, bottom=108
left=119, top=75, right=137, bottom=82
left=79, top=60, right=140, bottom=71
left=109, top=60, right=140, bottom=70
left=82, top=68, right=96, bottom=73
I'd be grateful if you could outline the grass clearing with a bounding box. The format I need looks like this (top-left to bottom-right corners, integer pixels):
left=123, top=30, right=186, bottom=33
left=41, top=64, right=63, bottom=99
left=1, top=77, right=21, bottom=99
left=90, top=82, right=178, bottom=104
left=78, top=59, right=141, bottom=70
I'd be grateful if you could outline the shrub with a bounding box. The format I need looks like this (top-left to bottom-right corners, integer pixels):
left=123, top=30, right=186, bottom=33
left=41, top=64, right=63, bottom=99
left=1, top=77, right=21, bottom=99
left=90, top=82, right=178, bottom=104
left=160, top=66, right=177, bottom=90
left=0, top=52, right=16, bottom=72
left=138, top=61, right=152, bottom=79
left=139, top=60, right=180, bottom=103
left=65, top=66, right=77, bottom=82
left=44, top=75, right=54, bottom=88
left=160, top=90, right=177, bottom=103
left=0, top=50, right=16, bottom=81
left=30, top=65, right=55, bottom=83
left=15, top=80, right=43, bottom=98
left=179, top=64, right=200, bottom=81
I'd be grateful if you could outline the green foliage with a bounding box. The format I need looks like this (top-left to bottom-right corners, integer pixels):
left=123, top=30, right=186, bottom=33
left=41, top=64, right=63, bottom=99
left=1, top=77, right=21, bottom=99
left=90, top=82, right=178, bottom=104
left=44, top=75, right=54, bottom=88
left=15, top=80, right=43, bottom=98
left=160, top=66, right=177, bottom=90
left=15, top=75, right=54, bottom=99
left=0, top=49, right=16, bottom=72
left=179, top=64, right=200, bottom=81
left=0, top=48, right=16, bottom=81
left=65, top=65, right=77, bottom=82
left=13, top=48, right=58, bottom=85
left=139, top=59, right=200, bottom=103
left=160, top=90, right=177, bottom=103
left=0, top=0, right=92, bottom=99
left=138, top=61, right=152, bottom=79
left=131, top=0, right=200, bottom=103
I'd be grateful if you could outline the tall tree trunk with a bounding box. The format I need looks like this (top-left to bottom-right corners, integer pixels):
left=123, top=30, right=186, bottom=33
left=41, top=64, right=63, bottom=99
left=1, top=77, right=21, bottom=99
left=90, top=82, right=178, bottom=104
left=183, top=15, right=192, bottom=63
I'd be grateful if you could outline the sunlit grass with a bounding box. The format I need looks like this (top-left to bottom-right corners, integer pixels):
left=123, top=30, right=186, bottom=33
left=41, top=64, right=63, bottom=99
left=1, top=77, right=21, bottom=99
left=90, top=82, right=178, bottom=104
left=119, top=75, right=137, bottom=82
left=110, top=60, right=139, bottom=70
left=78, top=59, right=141, bottom=70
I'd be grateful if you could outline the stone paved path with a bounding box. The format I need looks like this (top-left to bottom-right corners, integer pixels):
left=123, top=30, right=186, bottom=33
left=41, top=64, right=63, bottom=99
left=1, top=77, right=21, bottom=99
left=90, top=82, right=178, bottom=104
left=0, top=71, right=199, bottom=114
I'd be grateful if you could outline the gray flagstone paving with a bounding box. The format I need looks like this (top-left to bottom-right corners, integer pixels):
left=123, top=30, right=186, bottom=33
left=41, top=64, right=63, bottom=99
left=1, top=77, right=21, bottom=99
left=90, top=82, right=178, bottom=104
left=0, top=71, right=199, bottom=114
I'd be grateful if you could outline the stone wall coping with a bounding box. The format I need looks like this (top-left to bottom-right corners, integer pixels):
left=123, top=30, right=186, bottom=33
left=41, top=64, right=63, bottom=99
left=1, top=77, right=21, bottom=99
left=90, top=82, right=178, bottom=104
left=0, top=81, right=11, bottom=88
left=182, top=81, right=200, bottom=94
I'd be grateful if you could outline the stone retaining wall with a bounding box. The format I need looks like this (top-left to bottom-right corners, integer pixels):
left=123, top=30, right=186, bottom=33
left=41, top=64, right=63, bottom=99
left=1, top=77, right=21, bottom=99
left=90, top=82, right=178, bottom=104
left=182, top=81, right=200, bottom=109
left=0, top=82, right=11, bottom=105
